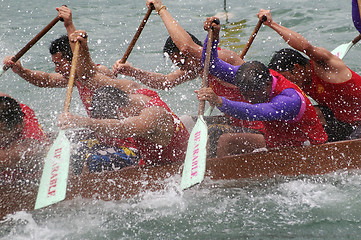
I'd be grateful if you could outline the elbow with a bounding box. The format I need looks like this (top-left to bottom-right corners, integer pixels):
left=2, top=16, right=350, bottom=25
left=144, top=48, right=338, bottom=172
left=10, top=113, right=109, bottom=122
left=300, top=42, right=314, bottom=55
left=178, top=43, right=191, bottom=55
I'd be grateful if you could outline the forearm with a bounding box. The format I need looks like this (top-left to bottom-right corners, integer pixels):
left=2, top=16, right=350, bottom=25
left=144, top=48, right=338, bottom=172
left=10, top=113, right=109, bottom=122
left=65, top=22, right=76, bottom=38
left=158, top=8, right=201, bottom=56
left=126, top=67, right=171, bottom=90
left=15, top=68, right=62, bottom=88
left=74, top=116, right=132, bottom=139
left=76, top=42, right=96, bottom=80
left=268, top=21, right=311, bottom=53
left=219, top=89, right=301, bottom=121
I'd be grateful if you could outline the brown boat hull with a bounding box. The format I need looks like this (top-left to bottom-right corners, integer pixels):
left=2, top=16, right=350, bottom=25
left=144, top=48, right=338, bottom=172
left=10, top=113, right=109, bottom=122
left=1, top=138, right=361, bottom=219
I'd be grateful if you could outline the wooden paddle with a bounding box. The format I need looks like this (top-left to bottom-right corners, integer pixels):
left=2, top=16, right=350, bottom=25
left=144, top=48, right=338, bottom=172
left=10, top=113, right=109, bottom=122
left=181, top=29, right=214, bottom=190
left=240, top=15, right=267, bottom=59
left=34, top=41, right=80, bottom=210
left=118, top=4, right=154, bottom=65
left=0, top=16, right=61, bottom=77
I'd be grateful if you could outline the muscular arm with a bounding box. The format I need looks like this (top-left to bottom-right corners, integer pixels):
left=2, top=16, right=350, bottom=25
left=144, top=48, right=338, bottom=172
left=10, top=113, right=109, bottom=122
left=57, top=6, right=76, bottom=38
left=113, top=61, right=198, bottom=90
left=219, top=88, right=302, bottom=121
left=0, top=139, right=47, bottom=168
left=3, top=56, right=69, bottom=87
left=258, top=9, right=351, bottom=83
left=60, top=106, right=174, bottom=145
left=18, top=69, right=68, bottom=88
left=260, top=11, right=331, bottom=63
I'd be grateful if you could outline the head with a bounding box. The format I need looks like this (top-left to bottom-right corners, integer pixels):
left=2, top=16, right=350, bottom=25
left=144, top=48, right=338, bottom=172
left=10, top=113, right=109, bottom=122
left=234, top=61, right=273, bottom=103
left=163, top=32, right=202, bottom=70
left=268, top=48, right=309, bottom=86
left=0, top=96, right=25, bottom=147
left=49, top=35, right=73, bottom=76
left=91, top=86, right=130, bottom=119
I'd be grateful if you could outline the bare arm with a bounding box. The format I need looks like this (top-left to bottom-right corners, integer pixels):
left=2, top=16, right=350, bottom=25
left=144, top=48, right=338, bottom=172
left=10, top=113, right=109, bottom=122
left=0, top=139, right=47, bottom=168
left=3, top=56, right=68, bottom=88
left=147, top=0, right=202, bottom=58
left=57, top=6, right=76, bottom=38
left=258, top=9, right=351, bottom=82
left=112, top=60, right=199, bottom=90
left=59, top=106, right=174, bottom=145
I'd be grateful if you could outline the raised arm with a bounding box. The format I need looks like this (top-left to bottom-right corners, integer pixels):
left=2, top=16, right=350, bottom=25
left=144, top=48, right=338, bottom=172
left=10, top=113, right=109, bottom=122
left=201, top=35, right=239, bottom=85
left=258, top=9, right=351, bottom=82
left=257, top=9, right=334, bottom=63
left=57, top=6, right=76, bottom=38
left=147, top=0, right=202, bottom=58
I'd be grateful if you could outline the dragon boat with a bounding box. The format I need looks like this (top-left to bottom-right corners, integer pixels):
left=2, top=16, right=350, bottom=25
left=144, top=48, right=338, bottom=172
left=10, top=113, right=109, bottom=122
left=1, top=138, right=361, bottom=219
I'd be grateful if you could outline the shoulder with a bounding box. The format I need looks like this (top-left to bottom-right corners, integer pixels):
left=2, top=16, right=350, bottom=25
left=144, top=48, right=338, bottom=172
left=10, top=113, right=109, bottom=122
left=218, top=48, right=245, bottom=65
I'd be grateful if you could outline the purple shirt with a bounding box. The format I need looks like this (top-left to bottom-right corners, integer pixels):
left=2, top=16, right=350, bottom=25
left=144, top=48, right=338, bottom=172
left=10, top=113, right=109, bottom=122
left=353, top=0, right=361, bottom=33
left=201, top=36, right=302, bottom=121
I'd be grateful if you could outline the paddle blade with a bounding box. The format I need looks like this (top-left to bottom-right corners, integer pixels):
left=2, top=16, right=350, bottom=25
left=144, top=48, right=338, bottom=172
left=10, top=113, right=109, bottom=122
left=204, top=106, right=214, bottom=117
left=181, top=116, right=208, bottom=190
left=35, top=130, right=71, bottom=210
left=0, top=68, right=5, bottom=78
left=331, top=42, right=353, bottom=59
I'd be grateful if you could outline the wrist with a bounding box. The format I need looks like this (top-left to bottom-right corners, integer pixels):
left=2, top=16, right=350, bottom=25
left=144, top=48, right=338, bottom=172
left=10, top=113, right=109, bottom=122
left=216, top=97, right=223, bottom=108
left=157, top=5, right=167, bottom=15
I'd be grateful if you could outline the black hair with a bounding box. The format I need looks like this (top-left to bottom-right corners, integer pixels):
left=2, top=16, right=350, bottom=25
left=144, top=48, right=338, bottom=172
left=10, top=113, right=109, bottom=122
left=163, top=32, right=202, bottom=56
left=90, top=86, right=129, bottom=119
left=268, top=48, right=309, bottom=72
left=234, top=61, right=273, bottom=94
left=0, top=96, right=24, bottom=130
left=49, top=35, right=73, bottom=62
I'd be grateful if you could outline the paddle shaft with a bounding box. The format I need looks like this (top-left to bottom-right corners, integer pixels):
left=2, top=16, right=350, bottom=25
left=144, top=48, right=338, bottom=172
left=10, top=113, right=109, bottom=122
left=199, top=29, right=214, bottom=116
left=2, top=16, right=61, bottom=72
left=119, top=6, right=154, bottom=64
left=352, top=34, right=361, bottom=44
left=63, top=41, right=80, bottom=113
left=240, top=15, right=267, bottom=59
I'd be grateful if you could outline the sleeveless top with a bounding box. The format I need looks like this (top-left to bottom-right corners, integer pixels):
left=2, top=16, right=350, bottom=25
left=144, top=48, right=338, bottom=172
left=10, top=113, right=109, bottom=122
left=263, top=70, right=328, bottom=148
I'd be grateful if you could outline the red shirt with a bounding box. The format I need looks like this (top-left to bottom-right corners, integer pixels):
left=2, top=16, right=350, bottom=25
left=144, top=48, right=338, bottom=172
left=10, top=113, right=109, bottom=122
left=76, top=81, right=138, bottom=149
left=20, top=104, right=47, bottom=142
left=263, top=70, right=327, bottom=148
left=303, top=61, right=361, bottom=124
left=76, top=81, right=93, bottom=117
left=133, top=89, right=190, bottom=165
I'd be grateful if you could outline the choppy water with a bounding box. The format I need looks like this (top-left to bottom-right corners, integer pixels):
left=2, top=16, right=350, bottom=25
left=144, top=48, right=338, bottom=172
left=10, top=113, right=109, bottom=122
left=1, top=0, right=361, bottom=239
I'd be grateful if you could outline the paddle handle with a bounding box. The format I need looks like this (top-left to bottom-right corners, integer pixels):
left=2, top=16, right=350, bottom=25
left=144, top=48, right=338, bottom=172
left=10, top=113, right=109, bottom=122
left=352, top=34, right=361, bottom=44
left=63, top=41, right=80, bottom=113
left=2, top=16, right=61, bottom=72
left=240, top=15, right=267, bottom=59
left=199, top=29, right=214, bottom=116
left=119, top=5, right=154, bottom=64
